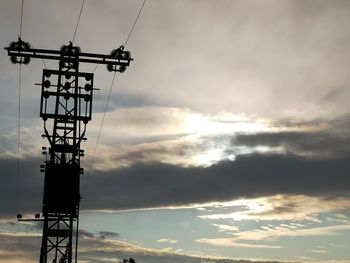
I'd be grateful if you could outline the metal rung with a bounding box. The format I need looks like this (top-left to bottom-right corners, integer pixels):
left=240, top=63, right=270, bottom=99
left=47, top=229, right=70, bottom=237
left=56, top=126, right=74, bottom=130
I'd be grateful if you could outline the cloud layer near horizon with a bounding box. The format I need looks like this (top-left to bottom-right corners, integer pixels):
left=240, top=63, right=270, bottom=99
left=0, top=106, right=349, bottom=216
left=0, top=228, right=294, bottom=263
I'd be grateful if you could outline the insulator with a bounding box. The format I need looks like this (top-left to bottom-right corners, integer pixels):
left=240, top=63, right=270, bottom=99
left=110, top=49, right=122, bottom=59
left=35, top=213, right=40, bottom=219
left=122, top=51, right=131, bottom=60
left=43, top=80, right=51, bottom=88
left=10, top=56, right=17, bottom=64
left=42, top=151, right=47, bottom=155
left=40, top=169, right=45, bottom=173
left=64, top=82, right=71, bottom=90
left=17, top=214, right=22, bottom=220
left=42, top=146, right=47, bottom=150
left=119, top=65, right=127, bottom=73
left=84, top=83, right=92, bottom=91
left=106, top=63, right=113, bottom=72
left=60, top=42, right=81, bottom=56
left=43, top=91, right=50, bottom=98
left=7, top=38, right=32, bottom=65
left=23, top=57, right=30, bottom=65
left=9, top=38, right=31, bottom=51
left=40, top=164, right=45, bottom=169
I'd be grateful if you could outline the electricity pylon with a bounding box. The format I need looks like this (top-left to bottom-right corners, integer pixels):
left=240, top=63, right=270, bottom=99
left=5, top=38, right=132, bottom=263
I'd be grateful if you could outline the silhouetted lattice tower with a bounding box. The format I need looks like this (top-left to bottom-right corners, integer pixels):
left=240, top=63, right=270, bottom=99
left=5, top=38, right=132, bottom=263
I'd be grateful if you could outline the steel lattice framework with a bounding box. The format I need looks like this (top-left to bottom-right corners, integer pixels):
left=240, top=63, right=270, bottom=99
left=5, top=38, right=132, bottom=263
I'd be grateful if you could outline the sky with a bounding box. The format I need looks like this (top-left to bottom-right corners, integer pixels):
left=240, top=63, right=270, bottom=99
left=0, top=0, right=350, bottom=262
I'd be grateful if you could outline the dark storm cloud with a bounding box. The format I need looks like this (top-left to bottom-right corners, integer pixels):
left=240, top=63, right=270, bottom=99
left=234, top=130, right=350, bottom=158
left=81, top=154, right=350, bottom=211
left=79, top=119, right=350, bottom=212
left=1, top=115, right=350, bottom=216
left=0, top=157, right=44, bottom=217
left=1, top=150, right=349, bottom=217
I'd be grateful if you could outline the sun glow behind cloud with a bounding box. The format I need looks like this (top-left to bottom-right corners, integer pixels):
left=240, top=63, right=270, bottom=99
left=1, top=105, right=331, bottom=170
left=84, top=107, right=297, bottom=169
left=183, top=112, right=268, bottom=136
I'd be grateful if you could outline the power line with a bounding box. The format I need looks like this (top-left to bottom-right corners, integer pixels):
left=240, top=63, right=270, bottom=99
left=82, top=71, right=117, bottom=197
left=92, top=63, right=99, bottom=73
left=41, top=59, right=47, bottom=69
left=17, top=65, right=22, bottom=215
left=82, top=0, right=148, bottom=196
left=72, top=0, right=86, bottom=44
left=19, top=0, right=24, bottom=38
left=17, top=1, right=24, bottom=261
left=124, top=0, right=147, bottom=47
left=90, top=0, right=147, bottom=74
left=17, top=63, right=22, bottom=263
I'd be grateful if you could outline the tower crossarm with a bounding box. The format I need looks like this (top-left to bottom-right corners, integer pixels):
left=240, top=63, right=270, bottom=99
left=5, top=38, right=133, bottom=72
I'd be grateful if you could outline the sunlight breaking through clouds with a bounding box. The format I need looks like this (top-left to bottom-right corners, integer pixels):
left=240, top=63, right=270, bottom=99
left=197, top=195, right=350, bottom=222
left=1, top=106, right=344, bottom=170
left=83, top=107, right=279, bottom=169
left=81, top=106, right=334, bottom=170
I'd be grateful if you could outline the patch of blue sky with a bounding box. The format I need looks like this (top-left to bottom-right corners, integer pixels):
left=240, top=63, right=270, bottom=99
left=78, top=207, right=349, bottom=261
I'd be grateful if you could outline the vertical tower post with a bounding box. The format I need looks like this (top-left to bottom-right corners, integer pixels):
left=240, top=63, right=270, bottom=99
left=5, top=39, right=132, bottom=263
left=39, top=44, right=92, bottom=263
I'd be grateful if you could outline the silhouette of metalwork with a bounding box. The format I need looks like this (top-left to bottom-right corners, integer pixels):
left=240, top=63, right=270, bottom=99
left=5, top=38, right=132, bottom=263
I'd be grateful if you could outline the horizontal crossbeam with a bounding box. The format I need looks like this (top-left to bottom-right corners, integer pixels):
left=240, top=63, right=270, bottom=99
left=5, top=47, right=132, bottom=66
left=5, top=38, right=133, bottom=72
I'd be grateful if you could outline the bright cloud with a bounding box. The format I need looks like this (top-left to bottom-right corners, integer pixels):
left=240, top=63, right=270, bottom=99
left=232, top=224, right=350, bottom=241
left=156, top=238, right=178, bottom=244
left=213, top=224, right=240, bottom=233
left=81, top=106, right=338, bottom=171
left=198, top=195, right=350, bottom=222
left=196, top=224, right=350, bottom=250
left=196, top=238, right=282, bottom=249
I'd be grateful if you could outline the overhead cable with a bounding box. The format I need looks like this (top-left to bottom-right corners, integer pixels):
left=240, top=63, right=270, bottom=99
left=91, top=0, right=147, bottom=73
left=84, top=0, right=148, bottom=179
left=124, top=0, right=147, bottom=47
left=72, top=0, right=86, bottom=44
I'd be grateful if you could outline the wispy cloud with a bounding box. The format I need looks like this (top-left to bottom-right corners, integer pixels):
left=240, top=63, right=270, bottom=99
left=308, top=249, right=327, bottom=254
left=213, top=224, right=240, bottom=233
left=0, top=228, right=288, bottom=263
left=156, top=238, right=178, bottom=244
left=196, top=238, right=282, bottom=249
left=232, top=224, right=350, bottom=241
left=196, top=224, right=350, bottom=250
left=198, top=195, right=350, bottom=222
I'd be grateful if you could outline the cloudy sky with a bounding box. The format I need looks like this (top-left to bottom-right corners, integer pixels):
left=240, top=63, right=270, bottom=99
left=1, top=0, right=350, bottom=262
